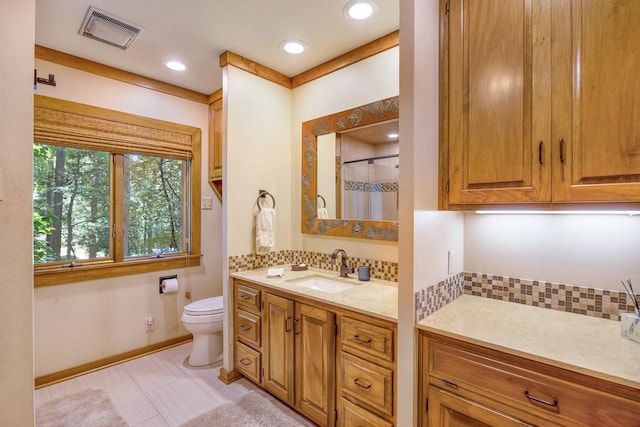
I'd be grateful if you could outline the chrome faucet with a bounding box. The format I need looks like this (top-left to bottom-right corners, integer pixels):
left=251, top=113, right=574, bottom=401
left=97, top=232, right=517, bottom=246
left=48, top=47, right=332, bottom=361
left=331, top=248, right=354, bottom=277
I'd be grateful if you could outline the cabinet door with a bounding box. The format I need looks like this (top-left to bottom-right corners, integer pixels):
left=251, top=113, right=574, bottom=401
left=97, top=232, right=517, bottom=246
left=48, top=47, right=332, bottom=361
left=552, top=1, right=640, bottom=202
left=444, top=0, right=552, bottom=206
left=295, top=303, right=336, bottom=426
left=264, top=293, right=294, bottom=403
left=208, top=96, right=223, bottom=199
left=428, top=387, right=531, bottom=427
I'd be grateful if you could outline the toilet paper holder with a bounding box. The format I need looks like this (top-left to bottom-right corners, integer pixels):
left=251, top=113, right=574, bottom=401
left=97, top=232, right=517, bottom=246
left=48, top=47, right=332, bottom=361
left=159, top=275, right=178, bottom=294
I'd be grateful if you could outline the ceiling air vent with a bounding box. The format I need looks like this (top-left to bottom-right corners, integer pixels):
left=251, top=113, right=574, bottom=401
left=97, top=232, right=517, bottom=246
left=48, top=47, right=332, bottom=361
left=79, top=6, right=144, bottom=50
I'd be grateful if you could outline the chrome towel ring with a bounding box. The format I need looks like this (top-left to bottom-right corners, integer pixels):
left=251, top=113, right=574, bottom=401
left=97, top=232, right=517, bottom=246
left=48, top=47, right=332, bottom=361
left=257, top=190, right=275, bottom=211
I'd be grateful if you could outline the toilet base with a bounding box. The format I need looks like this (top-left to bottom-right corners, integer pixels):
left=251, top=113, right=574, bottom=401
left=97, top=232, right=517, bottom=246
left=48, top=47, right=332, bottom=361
left=187, top=331, right=223, bottom=367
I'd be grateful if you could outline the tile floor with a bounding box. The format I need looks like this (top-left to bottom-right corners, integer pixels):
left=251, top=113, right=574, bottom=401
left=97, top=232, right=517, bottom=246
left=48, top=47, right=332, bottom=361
left=35, top=343, right=264, bottom=426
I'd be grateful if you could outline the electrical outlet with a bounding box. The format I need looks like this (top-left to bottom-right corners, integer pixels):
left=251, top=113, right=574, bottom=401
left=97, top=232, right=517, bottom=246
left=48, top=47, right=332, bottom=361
left=201, top=197, right=213, bottom=210
left=145, top=314, right=155, bottom=332
left=448, top=250, right=455, bottom=275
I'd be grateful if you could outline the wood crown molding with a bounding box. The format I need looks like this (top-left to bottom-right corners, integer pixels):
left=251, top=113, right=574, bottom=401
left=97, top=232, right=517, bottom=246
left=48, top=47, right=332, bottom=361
left=220, top=30, right=399, bottom=89
left=35, top=45, right=210, bottom=104
left=36, top=29, right=399, bottom=103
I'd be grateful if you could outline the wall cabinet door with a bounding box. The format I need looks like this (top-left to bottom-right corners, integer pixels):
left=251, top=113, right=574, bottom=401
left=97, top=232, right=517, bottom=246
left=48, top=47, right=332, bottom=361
left=443, top=0, right=640, bottom=208
left=263, top=293, right=295, bottom=403
left=551, top=0, right=640, bottom=202
left=444, top=0, right=552, bottom=206
left=207, top=94, right=223, bottom=200
left=295, top=303, right=336, bottom=426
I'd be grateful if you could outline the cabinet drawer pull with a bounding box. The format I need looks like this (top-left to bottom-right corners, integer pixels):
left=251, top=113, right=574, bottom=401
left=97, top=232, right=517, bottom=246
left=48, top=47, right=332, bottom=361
left=239, top=358, right=253, bottom=366
left=353, top=378, right=372, bottom=390
left=239, top=324, right=252, bottom=331
left=239, top=295, right=251, bottom=300
left=443, top=379, right=458, bottom=390
left=559, top=138, right=565, bottom=164
left=525, top=391, right=558, bottom=408
left=285, top=316, right=293, bottom=332
left=538, top=140, right=543, bottom=165
left=354, top=335, right=372, bottom=345
left=293, top=318, right=301, bottom=335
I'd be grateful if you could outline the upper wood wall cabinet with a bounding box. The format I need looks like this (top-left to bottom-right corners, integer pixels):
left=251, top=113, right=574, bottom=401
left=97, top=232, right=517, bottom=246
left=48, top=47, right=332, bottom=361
left=208, top=90, right=223, bottom=200
left=440, top=0, right=640, bottom=209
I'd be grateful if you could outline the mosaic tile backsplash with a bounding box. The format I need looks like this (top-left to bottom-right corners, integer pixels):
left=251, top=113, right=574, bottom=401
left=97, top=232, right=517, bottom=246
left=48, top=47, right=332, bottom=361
left=415, top=272, right=639, bottom=322
left=229, top=250, right=398, bottom=282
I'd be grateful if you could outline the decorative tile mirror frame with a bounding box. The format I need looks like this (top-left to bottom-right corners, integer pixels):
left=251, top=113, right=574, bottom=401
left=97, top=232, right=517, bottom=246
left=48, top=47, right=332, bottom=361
left=301, top=96, right=399, bottom=241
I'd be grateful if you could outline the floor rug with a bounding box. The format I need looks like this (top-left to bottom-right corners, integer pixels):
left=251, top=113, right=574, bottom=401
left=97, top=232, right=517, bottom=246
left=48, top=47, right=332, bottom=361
left=36, top=389, right=128, bottom=427
left=180, top=390, right=317, bottom=427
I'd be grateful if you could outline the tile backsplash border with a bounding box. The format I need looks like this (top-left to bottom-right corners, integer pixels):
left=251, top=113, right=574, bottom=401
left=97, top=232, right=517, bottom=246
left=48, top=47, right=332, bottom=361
left=228, top=250, right=398, bottom=282
left=416, top=272, right=639, bottom=322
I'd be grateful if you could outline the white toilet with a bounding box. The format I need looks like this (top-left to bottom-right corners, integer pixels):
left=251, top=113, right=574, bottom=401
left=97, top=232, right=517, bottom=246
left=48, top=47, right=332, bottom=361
left=181, top=296, right=224, bottom=367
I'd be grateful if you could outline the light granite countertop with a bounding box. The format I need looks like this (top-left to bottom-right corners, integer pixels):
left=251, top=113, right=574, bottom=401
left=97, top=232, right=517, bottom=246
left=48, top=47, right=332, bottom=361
left=230, top=266, right=398, bottom=322
left=416, top=295, right=640, bottom=390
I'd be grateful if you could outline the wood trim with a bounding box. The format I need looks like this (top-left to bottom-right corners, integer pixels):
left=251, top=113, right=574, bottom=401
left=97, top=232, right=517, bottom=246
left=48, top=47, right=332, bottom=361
left=219, top=30, right=400, bottom=90
left=34, top=255, right=202, bottom=287
left=208, top=88, right=223, bottom=104
left=35, top=335, right=192, bottom=388
left=218, top=367, right=243, bottom=384
left=219, top=50, right=292, bottom=89
left=291, top=30, right=400, bottom=88
left=35, top=45, right=210, bottom=104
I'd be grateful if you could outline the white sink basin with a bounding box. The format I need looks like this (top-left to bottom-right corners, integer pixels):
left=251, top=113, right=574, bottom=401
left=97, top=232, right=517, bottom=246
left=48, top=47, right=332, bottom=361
left=287, top=275, right=356, bottom=293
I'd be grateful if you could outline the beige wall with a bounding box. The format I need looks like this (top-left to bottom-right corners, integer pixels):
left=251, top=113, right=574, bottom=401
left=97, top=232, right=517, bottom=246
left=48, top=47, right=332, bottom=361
left=398, top=0, right=465, bottom=425
left=32, top=60, right=222, bottom=377
left=291, top=47, right=400, bottom=261
left=464, top=213, right=640, bottom=292
left=221, top=65, right=292, bottom=372
left=0, top=1, right=35, bottom=425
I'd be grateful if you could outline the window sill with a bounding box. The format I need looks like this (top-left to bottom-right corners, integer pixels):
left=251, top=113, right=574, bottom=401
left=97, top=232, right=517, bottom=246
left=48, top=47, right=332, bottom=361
left=34, top=254, right=202, bottom=287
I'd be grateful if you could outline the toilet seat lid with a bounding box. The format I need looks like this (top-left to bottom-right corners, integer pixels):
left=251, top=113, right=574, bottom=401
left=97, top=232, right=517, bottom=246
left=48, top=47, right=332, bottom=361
left=184, top=296, right=223, bottom=315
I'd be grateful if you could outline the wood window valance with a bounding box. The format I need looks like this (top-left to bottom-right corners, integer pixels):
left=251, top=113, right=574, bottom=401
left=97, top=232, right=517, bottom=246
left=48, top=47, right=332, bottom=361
left=34, top=95, right=194, bottom=159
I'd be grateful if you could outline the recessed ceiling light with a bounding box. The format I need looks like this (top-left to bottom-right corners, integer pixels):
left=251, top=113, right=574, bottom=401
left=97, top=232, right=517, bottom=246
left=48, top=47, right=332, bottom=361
left=344, top=0, right=378, bottom=20
left=281, top=40, right=307, bottom=55
left=165, top=61, right=186, bottom=71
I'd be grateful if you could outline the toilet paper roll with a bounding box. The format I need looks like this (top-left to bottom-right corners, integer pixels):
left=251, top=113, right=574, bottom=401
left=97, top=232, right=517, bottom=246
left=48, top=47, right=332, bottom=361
left=161, top=278, right=179, bottom=294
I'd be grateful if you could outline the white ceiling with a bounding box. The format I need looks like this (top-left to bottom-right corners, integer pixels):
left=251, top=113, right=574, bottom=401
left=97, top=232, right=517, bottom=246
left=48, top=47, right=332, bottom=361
left=35, top=0, right=399, bottom=95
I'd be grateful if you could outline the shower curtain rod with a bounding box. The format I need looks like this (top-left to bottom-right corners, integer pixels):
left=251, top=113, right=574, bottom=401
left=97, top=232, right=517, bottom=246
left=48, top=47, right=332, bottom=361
left=342, top=153, right=399, bottom=165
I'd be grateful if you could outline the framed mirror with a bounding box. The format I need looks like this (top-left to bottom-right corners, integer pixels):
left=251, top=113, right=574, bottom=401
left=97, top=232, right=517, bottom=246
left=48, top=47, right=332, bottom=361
left=301, top=96, right=399, bottom=241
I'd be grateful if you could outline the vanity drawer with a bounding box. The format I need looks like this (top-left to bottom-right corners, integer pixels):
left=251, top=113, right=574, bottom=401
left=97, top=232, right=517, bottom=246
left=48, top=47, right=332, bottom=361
left=429, top=340, right=640, bottom=426
left=235, top=282, right=261, bottom=313
left=341, top=352, right=393, bottom=417
left=341, top=317, right=394, bottom=362
left=340, top=398, right=393, bottom=427
left=235, top=309, right=261, bottom=348
left=235, top=342, right=261, bottom=384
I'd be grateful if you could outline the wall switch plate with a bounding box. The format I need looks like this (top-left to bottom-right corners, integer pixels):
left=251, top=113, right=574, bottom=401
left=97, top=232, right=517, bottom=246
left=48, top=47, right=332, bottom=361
left=201, top=197, right=213, bottom=210
left=448, top=250, right=455, bottom=275
left=145, top=314, right=155, bottom=332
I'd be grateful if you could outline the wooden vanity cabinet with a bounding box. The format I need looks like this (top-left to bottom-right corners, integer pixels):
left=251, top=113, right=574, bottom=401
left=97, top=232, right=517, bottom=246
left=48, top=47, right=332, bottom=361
left=441, top=0, right=640, bottom=209
left=232, top=279, right=397, bottom=426
left=338, top=316, right=396, bottom=426
left=419, top=331, right=640, bottom=427
left=233, top=280, right=336, bottom=426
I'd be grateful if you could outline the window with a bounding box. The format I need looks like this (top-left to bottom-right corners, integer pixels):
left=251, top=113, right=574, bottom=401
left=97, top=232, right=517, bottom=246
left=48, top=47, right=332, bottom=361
left=33, top=95, right=201, bottom=287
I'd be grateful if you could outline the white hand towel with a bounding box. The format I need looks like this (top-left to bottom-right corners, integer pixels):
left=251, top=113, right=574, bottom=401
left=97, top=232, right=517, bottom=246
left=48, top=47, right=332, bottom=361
left=317, top=207, right=329, bottom=219
left=256, top=207, right=275, bottom=255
